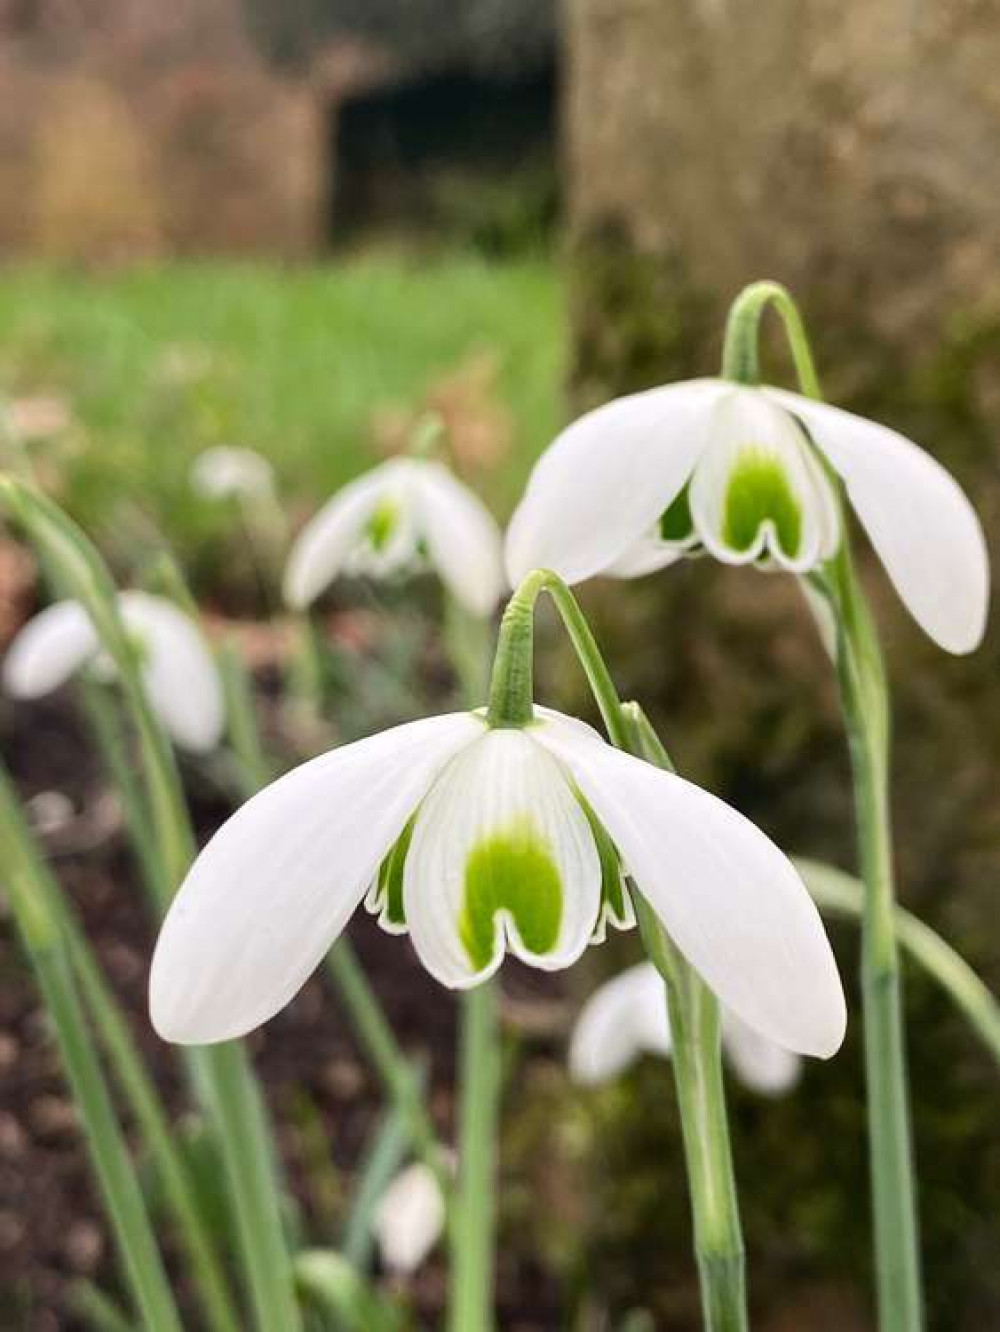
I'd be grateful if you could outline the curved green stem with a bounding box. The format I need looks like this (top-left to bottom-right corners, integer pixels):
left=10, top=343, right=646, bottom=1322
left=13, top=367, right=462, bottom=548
left=721, top=279, right=822, bottom=398
left=796, top=859, right=1000, bottom=1066
left=492, top=575, right=746, bottom=1331
left=724, top=282, right=924, bottom=1330
left=487, top=568, right=629, bottom=748
left=622, top=704, right=746, bottom=1332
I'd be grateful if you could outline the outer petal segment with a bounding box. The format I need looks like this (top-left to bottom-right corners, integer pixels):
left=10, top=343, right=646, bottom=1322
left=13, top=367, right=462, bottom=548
left=534, top=713, right=847, bottom=1058
left=412, top=461, right=504, bottom=617
left=403, top=728, right=601, bottom=987
left=150, top=711, right=483, bottom=1042
left=722, top=1011, right=801, bottom=1096
left=119, top=592, right=224, bottom=753
left=767, top=387, right=990, bottom=653
left=2, top=600, right=99, bottom=697
left=569, top=962, right=671, bottom=1085
left=505, top=380, right=725, bottom=586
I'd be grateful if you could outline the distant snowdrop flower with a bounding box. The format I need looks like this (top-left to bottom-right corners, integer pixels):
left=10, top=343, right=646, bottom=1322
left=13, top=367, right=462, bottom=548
left=149, top=705, right=845, bottom=1062
left=570, top=962, right=800, bottom=1096
left=506, top=381, right=989, bottom=654
left=3, top=592, right=224, bottom=753
left=190, top=446, right=275, bottom=502
left=373, top=1162, right=447, bottom=1275
left=284, top=457, right=504, bottom=618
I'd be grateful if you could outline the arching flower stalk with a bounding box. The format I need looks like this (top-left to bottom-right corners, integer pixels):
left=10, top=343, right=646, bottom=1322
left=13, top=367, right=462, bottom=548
left=570, top=962, right=800, bottom=1097
left=150, top=568, right=844, bottom=1332
left=3, top=591, right=225, bottom=754
left=505, top=283, right=991, bottom=1332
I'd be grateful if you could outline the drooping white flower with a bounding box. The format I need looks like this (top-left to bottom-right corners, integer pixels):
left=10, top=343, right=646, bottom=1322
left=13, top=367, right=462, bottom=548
left=149, top=706, right=845, bottom=1063
left=570, top=962, right=800, bottom=1096
left=373, top=1162, right=447, bottom=1274
left=190, top=446, right=275, bottom=502
left=506, top=381, right=989, bottom=654
left=284, top=457, right=504, bottom=619
left=2, top=592, right=224, bottom=753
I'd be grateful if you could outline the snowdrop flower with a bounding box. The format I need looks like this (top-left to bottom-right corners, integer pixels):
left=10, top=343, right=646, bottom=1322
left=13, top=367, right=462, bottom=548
left=506, top=381, right=989, bottom=654
left=570, top=962, right=800, bottom=1096
left=190, top=446, right=275, bottom=502
left=149, top=706, right=845, bottom=1061
left=2, top=592, right=224, bottom=753
left=373, top=1162, right=446, bottom=1274
left=284, top=457, right=504, bottom=618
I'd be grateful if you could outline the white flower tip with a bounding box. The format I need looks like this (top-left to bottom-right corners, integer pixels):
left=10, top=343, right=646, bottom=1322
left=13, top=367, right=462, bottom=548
left=801, top=983, right=848, bottom=1061
left=1, top=648, right=38, bottom=699
left=281, top=559, right=314, bottom=612
left=374, top=1163, right=446, bottom=1275
left=1, top=601, right=99, bottom=699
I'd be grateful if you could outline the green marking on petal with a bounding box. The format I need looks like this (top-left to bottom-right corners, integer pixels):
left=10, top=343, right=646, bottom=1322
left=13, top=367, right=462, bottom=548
left=659, top=487, right=695, bottom=543
left=577, top=791, right=630, bottom=933
left=460, top=817, right=562, bottom=971
left=722, top=449, right=802, bottom=558
left=366, top=497, right=400, bottom=552
left=376, top=816, right=414, bottom=929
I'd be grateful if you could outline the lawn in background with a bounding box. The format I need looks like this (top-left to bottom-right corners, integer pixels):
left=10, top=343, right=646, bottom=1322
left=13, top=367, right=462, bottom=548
left=0, top=255, right=562, bottom=592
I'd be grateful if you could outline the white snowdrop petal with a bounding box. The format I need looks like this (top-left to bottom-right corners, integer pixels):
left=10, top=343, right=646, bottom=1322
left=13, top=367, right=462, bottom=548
left=505, top=379, right=726, bottom=586
left=412, top=461, right=504, bottom=617
left=605, top=531, right=689, bottom=579
left=533, top=713, right=847, bottom=1059
left=569, top=962, right=671, bottom=1086
left=283, top=462, right=405, bottom=609
left=690, top=388, right=839, bottom=573
left=722, top=1011, right=802, bottom=1096
left=767, top=388, right=990, bottom=653
left=118, top=593, right=225, bottom=754
left=2, top=600, right=99, bottom=698
left=403, top=728, right=602, bottom=988
left=373, top=1163, right=446, bottom=1274
left=150, top=711, right=484, bottom=1043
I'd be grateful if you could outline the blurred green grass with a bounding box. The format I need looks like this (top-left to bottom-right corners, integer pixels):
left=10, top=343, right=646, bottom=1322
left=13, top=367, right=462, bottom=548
left=0, top=255, right=562, bottom=589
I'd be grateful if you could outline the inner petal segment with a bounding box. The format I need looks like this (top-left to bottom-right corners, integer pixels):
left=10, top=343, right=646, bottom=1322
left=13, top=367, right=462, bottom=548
left=461, top=817, right=563, bottom=970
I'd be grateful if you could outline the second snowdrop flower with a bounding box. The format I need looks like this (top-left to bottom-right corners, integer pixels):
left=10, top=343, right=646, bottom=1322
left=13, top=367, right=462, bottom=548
left=284, top=457, right=504, bottom=618
left=2, top=591, right=224, bottom=753
left=570, top=962, right=801, bottom=1096
left=506, top=379, right=989, bottom=654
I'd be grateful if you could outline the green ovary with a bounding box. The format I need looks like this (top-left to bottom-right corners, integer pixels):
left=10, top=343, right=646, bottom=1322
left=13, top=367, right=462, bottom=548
left=460, top=819, right=563, bottom=971
left=366, top=497, right=400, bottom=551
left=721, top=450, right=802, bottom=557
